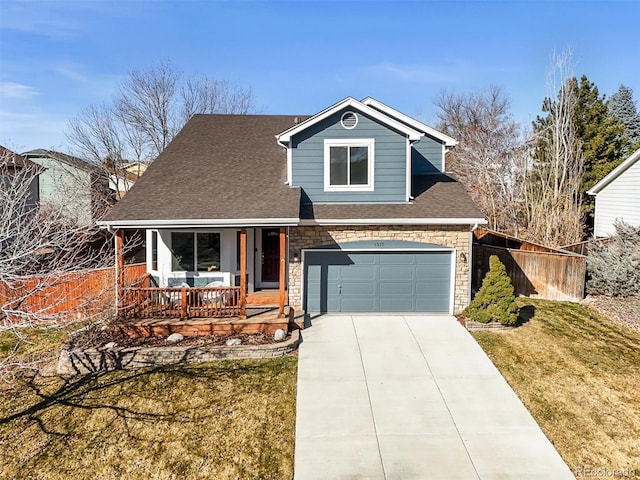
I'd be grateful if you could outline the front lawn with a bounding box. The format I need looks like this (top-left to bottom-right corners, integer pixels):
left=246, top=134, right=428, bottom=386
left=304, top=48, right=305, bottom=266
left=473, top=299, right=640, bottom=477
left=0, top=327, right=297, bottom=480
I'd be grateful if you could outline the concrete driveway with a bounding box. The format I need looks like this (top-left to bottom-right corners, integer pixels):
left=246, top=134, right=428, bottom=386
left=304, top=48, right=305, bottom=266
left=294, top=315, right=575, bottom=480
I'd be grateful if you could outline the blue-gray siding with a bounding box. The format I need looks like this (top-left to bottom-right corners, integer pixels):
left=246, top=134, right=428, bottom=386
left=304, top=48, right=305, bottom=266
left=291, top=109, right=408, bottom=203
left=304, top=250, right=452, bottom=313
left=26, top=156, right=95, bottom=225
left=412, top=135, right=444, bottom=174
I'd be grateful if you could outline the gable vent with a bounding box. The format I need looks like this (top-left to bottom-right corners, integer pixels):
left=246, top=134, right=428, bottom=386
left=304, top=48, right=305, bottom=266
left=341, top=111, right=358, bottom=129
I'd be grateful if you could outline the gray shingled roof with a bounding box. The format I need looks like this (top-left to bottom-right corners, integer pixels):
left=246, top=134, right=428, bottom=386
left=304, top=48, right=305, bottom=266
left=102, top=115, right=304, bottom=224
left=21, top=149, right=101, bottom=173
left=301, top=174, right=485, bottom=222
left=0, top=146, right=37, bottom=170
left=101, top=114, right=485, bottom=227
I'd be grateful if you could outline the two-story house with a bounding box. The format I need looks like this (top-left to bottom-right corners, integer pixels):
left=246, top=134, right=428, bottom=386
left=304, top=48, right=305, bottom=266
left=100, top=97, right=486, bottom=317
left=22, top=149, right=111, bottom=225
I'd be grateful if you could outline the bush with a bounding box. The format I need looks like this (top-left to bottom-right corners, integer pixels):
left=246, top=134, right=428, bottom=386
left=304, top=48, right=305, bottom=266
left=465, top=255, right=519, bottom=325
left=587, top=221, right=640, bottom=297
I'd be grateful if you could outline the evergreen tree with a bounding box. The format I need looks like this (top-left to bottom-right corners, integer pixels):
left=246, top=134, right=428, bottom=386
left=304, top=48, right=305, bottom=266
left=609, top=84, right=640, bottom=152
left=572, top=76, right=628, bottom=197
left=464, top=255, right=519, bottom=325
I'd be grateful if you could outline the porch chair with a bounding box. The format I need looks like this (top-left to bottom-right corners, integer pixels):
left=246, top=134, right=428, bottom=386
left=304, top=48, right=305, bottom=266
left=202, top=281, right=226, bottom=305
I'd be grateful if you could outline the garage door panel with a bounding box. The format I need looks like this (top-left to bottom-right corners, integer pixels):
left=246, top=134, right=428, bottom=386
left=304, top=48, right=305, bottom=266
left=379, top=266, right=415, bottom=280
left=340, top=297, right=377, bottom=312
left=415, top=252, right=450, bottom=265
left=340, top=281, right=376, bottom=295
left=326, top=265, right=341, bottom=281
left=380, top=281, right=415, bottom=295
left=415, top=265, right=450, bottom=279
left=340, top=265, right=377, bottom=281
left=416, top=281, right=451, bottom=296
left=416, top=296, right=448, bottom=312
left=304, top=250, right=452, bottom=313
left=306, top=264, right=321, bottom=282
left=379, top=253, right=414, bottom=265
left=380, top=297, right=414, bottom=311
left=348, top=253, right=376, bottom=264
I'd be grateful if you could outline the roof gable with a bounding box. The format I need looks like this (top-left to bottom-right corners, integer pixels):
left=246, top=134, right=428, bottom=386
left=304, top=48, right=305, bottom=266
left=276, top=97, right=424, bottom=144
left=361, top=97, right=458, bottom=147
left=588, top=148, right=640, bottom=195
left=22, top=149, right=100, bottom=173
left=0, top=146, right=38, bottom=170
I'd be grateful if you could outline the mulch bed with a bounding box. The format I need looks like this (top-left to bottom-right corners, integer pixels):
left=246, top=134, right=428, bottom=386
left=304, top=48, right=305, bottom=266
left=583, top=296, right=640, bottom=333
left=67, top=323, right=286, bottom=350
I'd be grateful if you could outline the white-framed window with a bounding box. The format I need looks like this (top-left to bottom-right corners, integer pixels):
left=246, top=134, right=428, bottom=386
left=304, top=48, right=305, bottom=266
left=324, top=138, right=375, bottom=191
left=171, top=231, right=221, bottom=272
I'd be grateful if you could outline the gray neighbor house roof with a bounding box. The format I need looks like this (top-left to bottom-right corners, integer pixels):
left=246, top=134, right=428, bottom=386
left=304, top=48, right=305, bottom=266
left=22, top=149, right=102, bottom=173
left=101, top=114, right=485, bottom=228
left=0, top=146, right=38, bottom=170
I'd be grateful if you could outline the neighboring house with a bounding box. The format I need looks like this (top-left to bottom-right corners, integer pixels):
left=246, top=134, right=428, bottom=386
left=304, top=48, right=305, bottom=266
left=587, top=148, right=640, bottom=237
left=21, top=149, right=111, bottom=225
left=0, top=146, right=40, bottom=209
left=123, top=161, right=148, bottom=177
left=109, top=167, right=143, bottom=200
left=100, top=97, right=486, bottom=315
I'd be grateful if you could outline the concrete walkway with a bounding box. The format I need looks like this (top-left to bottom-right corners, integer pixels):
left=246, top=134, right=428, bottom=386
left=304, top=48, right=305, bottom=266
left=294, top=315, right=575, bottom=480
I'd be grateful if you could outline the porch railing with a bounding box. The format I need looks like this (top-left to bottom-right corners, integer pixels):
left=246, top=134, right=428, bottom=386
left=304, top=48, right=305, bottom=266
left=121, top=286, right=243, bottom=320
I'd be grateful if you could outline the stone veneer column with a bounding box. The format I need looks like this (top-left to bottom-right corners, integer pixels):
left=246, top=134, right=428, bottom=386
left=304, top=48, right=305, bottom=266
left=287, top=225, right=471, bottom=314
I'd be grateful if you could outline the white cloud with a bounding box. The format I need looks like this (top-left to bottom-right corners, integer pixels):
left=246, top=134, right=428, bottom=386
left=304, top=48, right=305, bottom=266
left=360, top=61, right=470, bottom=85
left=0, top=82, right=40, bottom=99
left=53, top=63, right=90, bottom=83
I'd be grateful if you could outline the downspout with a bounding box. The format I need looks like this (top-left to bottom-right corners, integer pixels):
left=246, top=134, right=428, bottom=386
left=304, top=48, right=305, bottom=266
left=468, top=223, right=479, bottom=305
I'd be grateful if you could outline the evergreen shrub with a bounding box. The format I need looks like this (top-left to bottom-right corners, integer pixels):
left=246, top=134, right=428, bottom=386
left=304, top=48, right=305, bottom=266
left=465, top=255, right=519, bottom=325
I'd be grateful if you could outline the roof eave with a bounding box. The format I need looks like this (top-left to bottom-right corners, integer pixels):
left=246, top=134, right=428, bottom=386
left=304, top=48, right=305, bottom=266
left=299, top=217, right=488, bottom=226
left=361, top=97, right=458, bottom=147
left=276, top=97, right=423, bottom=143
left=98, top=217, right=301, bottom=229
left=588, top=147, right=640, bottom=195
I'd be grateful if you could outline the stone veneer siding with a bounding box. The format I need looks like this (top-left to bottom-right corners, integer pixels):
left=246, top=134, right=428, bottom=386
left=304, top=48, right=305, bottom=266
left=288, top=225, right=472, bottom=314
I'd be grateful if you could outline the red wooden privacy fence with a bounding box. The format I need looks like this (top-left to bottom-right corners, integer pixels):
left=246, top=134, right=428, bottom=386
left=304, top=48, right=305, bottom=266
left=0, top=263, right=147, bottom=324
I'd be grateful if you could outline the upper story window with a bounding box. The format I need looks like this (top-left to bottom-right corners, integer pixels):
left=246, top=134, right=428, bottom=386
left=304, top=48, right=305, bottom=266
left=324, top=138, right=375, bottom=192
left=171, top=231, right=220, bottom=272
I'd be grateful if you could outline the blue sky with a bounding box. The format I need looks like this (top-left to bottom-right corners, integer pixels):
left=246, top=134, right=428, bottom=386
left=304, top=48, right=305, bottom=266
left=1, top=0, right=639, bottom=153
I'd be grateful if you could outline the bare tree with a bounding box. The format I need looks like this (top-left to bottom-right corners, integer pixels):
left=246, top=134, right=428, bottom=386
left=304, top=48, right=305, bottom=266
left=1, top=149, right=111, bottom=324
left=67, top=61, right=256, bottom=179
left=434, top=85, right=523, bottom=233
left=522, top=50, right=585, bottom=247
left=0, top=147, right=142, bottom=379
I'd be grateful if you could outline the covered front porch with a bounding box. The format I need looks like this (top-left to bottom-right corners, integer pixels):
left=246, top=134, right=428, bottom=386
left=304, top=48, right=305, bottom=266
left=113, top=227, right=291, bottom=336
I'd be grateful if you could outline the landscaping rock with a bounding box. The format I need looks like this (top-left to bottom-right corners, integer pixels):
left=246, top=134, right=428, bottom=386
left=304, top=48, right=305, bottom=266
left=274, top=329, right=286, bottom=341
left=166, top=333, right=184, bottom=343
left=104, top=342, right=117, bottom=349
left=226, top=338, right=242, bottom=346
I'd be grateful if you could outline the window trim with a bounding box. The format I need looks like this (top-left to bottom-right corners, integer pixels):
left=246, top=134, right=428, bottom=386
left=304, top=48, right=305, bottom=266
left=323, top=138, right=375, bottom=192
left=170, top=230, right=221, bottom=273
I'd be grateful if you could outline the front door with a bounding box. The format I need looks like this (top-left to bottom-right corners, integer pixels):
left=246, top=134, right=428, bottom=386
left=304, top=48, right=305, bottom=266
left=261, top=228, right=280, bottom=283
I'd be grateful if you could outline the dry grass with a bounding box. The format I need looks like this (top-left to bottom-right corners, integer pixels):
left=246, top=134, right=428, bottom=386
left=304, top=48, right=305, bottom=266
left=473, top=299, right=640, bottom=477
left=0, top=327, right=297, bottom=480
